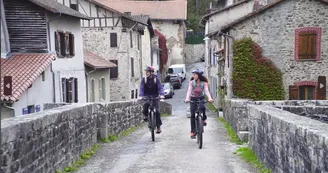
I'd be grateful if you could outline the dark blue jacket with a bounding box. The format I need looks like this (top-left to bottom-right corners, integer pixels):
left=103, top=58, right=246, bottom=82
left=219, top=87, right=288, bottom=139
left=139, top=75, right=164, bottom=97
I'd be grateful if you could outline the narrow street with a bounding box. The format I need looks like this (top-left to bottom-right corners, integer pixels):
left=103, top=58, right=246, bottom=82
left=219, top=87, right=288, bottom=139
left=76, top=62, right=257, bottom=173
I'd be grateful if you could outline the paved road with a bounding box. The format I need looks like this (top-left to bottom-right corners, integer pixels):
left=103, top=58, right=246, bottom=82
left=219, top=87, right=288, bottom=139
left=76, top=62, right=257, bottom=173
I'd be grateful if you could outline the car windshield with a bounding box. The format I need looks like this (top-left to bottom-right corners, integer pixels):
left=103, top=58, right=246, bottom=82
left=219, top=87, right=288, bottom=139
left=168, top=67, right=182, bottom=74
left=163, top=83, right=170, bottom=89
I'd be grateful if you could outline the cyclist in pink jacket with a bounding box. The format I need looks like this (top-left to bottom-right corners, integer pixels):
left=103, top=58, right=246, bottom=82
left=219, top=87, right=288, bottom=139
left=185, top=69, right=214, bottom=138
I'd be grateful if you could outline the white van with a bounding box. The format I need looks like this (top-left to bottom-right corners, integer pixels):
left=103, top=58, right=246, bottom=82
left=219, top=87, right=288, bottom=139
left=168, top=64, right=186, bottom=81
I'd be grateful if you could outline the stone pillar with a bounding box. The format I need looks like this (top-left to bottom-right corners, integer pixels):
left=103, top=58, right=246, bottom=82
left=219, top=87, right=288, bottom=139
left=97, top=112, right=108, bottom=140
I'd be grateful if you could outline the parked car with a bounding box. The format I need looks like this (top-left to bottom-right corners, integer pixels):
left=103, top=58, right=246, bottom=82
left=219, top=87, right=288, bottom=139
left=167, top=64, right=186, bottom=81
left=167, top=75, right=182, bottom=89
left=162, top=83, right=174, bottom=98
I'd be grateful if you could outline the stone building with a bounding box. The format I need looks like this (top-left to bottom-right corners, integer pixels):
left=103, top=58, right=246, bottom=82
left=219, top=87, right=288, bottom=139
left=97, top=0, right=188, bottom=65
left=0, top=0, right=89, bottom=118
left=206, top=0, right=328, bottom=100
left=55, top=0, right=150, bottom=101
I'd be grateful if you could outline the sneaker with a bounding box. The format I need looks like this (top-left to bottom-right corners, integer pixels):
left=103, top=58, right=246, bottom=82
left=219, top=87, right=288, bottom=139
left=190, top=132, right=196, bottom=139
left=156, top=127, right=162, bottom=134
left=203, top=120, right=207, bottom=126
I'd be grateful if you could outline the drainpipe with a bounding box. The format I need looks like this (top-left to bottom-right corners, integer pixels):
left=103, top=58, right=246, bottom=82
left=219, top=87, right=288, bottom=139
left=46, top=13, right=62, bottom=103
left=217, top=30, right=235, bottom=100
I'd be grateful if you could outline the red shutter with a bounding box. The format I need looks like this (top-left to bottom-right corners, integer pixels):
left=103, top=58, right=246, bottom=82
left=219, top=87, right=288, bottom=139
left=74, top=78, right=78, bottom=103
left=289, top=85, right=299, bottom=100
left=55, top=31, right=61, bottom=56
left=69, top=34, right=75, bottom=56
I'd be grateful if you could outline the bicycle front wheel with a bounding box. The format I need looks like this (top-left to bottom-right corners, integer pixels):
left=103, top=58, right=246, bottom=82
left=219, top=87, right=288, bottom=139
left=197, top=115, right=203, bottom=149
left=151, top=111, right=156, bottom=141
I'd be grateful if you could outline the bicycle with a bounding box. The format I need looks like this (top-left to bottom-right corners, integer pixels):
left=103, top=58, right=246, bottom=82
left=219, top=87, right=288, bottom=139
left=140, top=96, right=160, bottom=141
left=187, top=99, right=208, bottom=149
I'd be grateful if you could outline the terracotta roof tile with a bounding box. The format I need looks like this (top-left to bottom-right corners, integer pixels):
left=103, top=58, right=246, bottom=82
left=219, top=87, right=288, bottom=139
left=84, top=50, right=117, bottom=69
left=1, top=53, right=55, bottom=102
left=95, top=0, right=187, bottom=20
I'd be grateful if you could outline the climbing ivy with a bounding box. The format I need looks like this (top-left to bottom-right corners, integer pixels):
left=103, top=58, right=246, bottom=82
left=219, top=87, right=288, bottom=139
left=232, top=38, right=284, bottom=100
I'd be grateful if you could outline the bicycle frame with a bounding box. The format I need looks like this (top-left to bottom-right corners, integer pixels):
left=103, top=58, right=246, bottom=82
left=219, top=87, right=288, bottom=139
left=190, top=100, right=208, bottom=134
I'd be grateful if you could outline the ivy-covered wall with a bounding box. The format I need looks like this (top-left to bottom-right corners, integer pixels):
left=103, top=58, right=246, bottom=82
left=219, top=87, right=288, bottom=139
left=232, top=38, right=285, bottom=100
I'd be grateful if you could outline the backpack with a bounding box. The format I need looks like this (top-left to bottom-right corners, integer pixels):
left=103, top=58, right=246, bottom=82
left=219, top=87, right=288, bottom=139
left=192, top=80, right=205, bottom=95
left=144, top=75, right=157, bottom=85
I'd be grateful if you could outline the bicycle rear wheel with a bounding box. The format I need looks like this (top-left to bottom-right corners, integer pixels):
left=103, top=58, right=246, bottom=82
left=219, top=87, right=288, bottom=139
left=197, top=116, right=203, bottom=149
left=151, top=111, right=156, bottom=141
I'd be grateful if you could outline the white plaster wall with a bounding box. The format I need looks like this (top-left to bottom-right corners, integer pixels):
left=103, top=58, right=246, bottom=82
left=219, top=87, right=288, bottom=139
left=48, top=14, right=87, bottom=103
left=152, top=20, right=186, bottom=65
left=142, top=28, right=152, bottom=71
left=13, top=66, right=53, bottom=116
left=86, top=69, right=111, bottom=102
left=208, top=0, right=254, bottom=33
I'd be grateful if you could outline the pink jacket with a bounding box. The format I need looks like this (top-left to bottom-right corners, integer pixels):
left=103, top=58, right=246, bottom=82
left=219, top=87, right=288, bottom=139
left=185, top=80, right=213, bottom=100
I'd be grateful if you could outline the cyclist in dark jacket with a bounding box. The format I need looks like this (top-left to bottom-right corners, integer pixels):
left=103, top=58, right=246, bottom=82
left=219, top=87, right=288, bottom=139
left=139, top=66, right=165, bottom=134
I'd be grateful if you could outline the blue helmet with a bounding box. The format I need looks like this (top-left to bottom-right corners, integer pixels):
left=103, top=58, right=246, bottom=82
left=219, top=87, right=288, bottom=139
left=144, top=66, right=155, bottom=72
left=192, top=69, right=203, bottom=76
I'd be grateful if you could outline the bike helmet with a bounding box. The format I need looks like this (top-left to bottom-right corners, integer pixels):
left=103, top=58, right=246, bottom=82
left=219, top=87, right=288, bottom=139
left=145, top=66, right=155, bottom=72
left=192, top=69, right=203, bottom=76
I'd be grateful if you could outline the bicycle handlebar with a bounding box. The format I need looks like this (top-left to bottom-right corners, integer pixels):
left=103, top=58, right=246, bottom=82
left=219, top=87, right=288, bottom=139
left=186, top=100, right=209, bottom=103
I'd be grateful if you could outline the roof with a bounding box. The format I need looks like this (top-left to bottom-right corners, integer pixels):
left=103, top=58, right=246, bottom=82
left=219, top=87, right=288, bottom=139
left=207, top=0, right=328, bottom=37
left=200, top=0, right=251, bottom=25
left=1, top=53, right=55, bottom=102
left=94, top=0, right=187, bottom=20
left=85, top=0, right=146, bottom=25
left=132, top=15, right=149, bottom=25
left=84, top=50, right=117, bottom=69
left=28, top=0, right=91, bottom=20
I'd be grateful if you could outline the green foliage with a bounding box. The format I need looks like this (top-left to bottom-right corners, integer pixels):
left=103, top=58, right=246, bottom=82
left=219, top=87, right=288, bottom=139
left=187, top=0, right=216, bottom=31
left=108, top=135, right=119, bottom=142
left=185, top=34, right=204, bottom=44
left=234, top=147, right=272, bottom=173
left=232, top=38, right=285, bottom=100
left=218, top=117, right=245, bottom=145
left=160, top=113, right=171, bottom=117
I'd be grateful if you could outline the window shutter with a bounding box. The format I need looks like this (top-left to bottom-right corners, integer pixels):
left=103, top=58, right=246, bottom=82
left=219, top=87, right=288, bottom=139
left=74, top=78, right=78, bottom=103
left=135, top=89, right=138, bottom=98
left=298, top=32, right=307, bottom=59
left=110, top=60, right=118, bottom=78
left=64, top=33, right=70, bottom=56
left=61, top=78, right=67, bottom=102
left=110, top=33, right=117, bottom=47
left=289, top=85, right=299, bottom=100
left=55, top=32, right=60, bottom=55
left=60, top=33, right=66, bottom=56
left=298, top=31, right=317, bottom=60
left=130, top=32, right=133, bottom=48
left=308, top=32, right=317, bottom=59
left=69, top=34, right=75, bottom=56
left=66, top=78, right=73, bottom=103
left=131, top=58, right=134, bottom=77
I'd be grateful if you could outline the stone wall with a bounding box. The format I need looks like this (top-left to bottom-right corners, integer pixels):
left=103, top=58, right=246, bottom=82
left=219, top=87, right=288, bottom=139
left=224, top=99, right=328, bottom=141
left=277, top=105, right=328, bottom=124
left=229, top=0, right=328, bottom=100
left=248, top=105, right=328, bottom=173
left=1, top=101, right=172, bottom=173
left=43, top=103, right=69, bottom=110
left=152, top=20, right=186, bottom=65
left=185, top=44, right=205, bottom=63
left=82, top=27, right=142, bottom=101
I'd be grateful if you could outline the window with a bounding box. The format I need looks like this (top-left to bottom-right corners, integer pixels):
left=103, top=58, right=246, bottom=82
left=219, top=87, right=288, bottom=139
left=137, top=34, right=140, bottom=50
left=135, top=89, right=138, bottom=98
left=90, top=79, right=95, bottom=102
left=55, top=31, right=75, bottom=57
left=99, top=78, right=106, bottom=101
left=295, top=27, right=322, bottom=61
left=131, top=90, right=134, bottom=99
left=27, top=105, right=35, bottom=114
left=41, top=71, right=45, bottom=81
left=110, top=60, right=118, bottom=78
left=110, top=33, right=117, bottom=47
left=289, top=81, right=318, bottom=100
left=62, top=77, right=78, bottom=103
left=131, top=58, right=134, bottom=77
left=130, top=31, right=133, bottom=48
left=299, top=86, right=315, bottom=100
